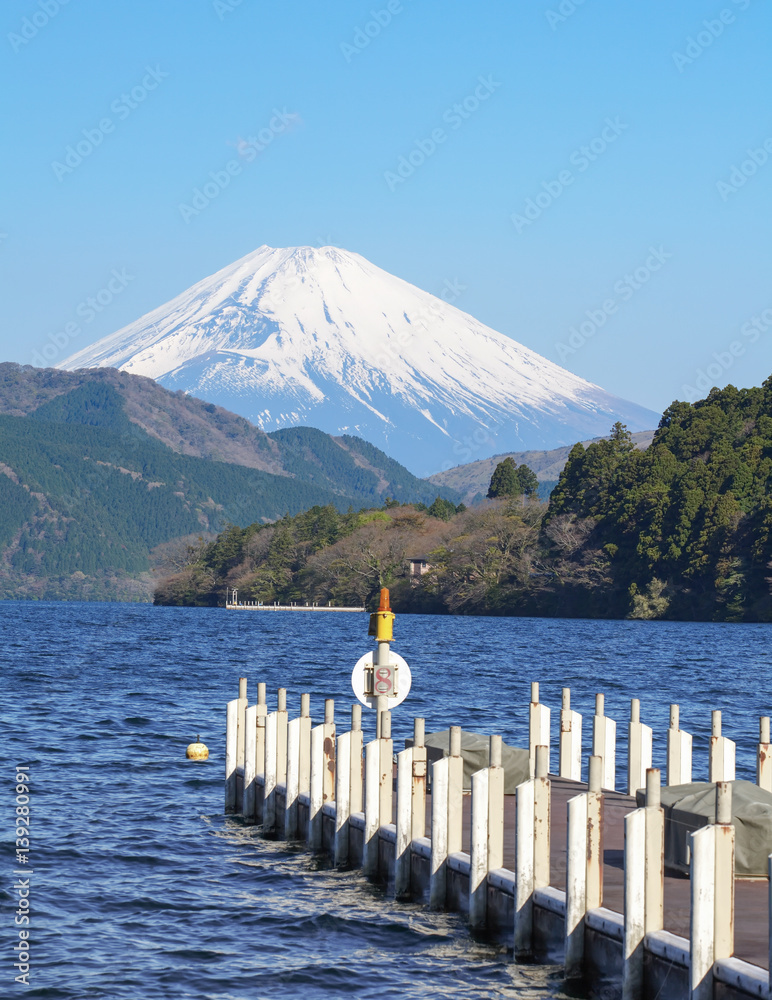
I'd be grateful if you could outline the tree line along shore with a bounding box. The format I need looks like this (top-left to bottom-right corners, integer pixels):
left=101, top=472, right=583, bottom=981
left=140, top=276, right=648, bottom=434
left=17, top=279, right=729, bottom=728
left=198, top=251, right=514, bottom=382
left=156, top=380, right=772, bottom=622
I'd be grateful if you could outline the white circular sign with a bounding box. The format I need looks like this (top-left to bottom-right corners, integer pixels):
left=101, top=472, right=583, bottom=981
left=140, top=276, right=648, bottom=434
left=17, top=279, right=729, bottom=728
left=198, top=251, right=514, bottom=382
left=351, top=650, right=412, bottom=710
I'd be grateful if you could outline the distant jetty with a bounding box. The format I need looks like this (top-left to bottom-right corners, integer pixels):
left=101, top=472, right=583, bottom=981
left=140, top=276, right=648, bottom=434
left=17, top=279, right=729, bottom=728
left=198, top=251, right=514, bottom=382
left=225, top=601, right=365, bottom=612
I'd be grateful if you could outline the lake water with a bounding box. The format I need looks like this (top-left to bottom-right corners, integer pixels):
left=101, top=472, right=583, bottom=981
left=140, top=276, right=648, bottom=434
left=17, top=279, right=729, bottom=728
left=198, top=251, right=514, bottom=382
left=3, top=602, right=771, bottom=999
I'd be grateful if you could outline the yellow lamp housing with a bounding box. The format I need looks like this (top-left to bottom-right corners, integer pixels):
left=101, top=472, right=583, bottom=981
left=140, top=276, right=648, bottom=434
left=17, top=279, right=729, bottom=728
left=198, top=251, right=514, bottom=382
left=369, top=610, right=395, bottom=642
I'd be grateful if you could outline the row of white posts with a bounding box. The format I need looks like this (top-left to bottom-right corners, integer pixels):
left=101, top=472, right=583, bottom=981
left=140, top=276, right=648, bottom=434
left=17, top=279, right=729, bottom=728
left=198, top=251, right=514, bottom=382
left=533, top=682, right=772, bottom=793
left=225, top=679, right=771, bottom=1000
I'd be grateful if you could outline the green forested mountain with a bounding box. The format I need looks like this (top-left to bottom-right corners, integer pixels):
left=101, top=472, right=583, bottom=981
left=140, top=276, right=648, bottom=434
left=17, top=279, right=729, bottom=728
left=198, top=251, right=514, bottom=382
left=546, top=383, right=772, bottom=620
left=158, top=381, right=772, bottom=621
left=0, top=364, right=459, bottom=506
left=0, top=374, right=456, bottom=600
left=266, top=426, right=455, bottom=507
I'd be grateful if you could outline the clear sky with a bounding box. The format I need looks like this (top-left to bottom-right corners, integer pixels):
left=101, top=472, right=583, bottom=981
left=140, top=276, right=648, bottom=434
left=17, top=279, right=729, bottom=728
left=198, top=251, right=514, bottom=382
left=2, top=0, right=770, bottom=416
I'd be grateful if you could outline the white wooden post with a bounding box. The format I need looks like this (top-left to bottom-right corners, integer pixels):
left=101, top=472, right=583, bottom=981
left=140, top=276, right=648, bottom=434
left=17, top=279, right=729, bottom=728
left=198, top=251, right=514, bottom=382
left=768, top=854, right=772, bottom=997
left=276, top=688, right=288, bottom=787
left=758, top=716, right=772, bottom=792
left=623, top=768, right=665, bottom=999
left=308, top=723, right=324, bottom=850
left=593, top=693, right=616, bottom=791
left=395, top=747, right=413, bottom=898
left=709, top=710, right=736, bottom=782
left=645, top=769, right=665, bottom=934
left=667, top=703, right=692, bottom=786
left=447, top=726, right=463, bottom=855
left=565, top=791, right=588, bottom=980
left=429, top=756, right=449, bottom=909
left=514, top=744, right=551, bottom=960
left=529, top=682, right=550, bottom=777
left=243, top=704, right=257, bottom=822
left=236, top=677, right=247, bottom=773
left=379, top=710, right=393, bottom=828
left=298, top=693, right=311, bottom=799
left=586, top=755, right=603, bottom=911
left=714, top=782, right=735, bottom=962
left=284, top=716, right=300, bottom=839
left=627, top=699, right=653, bottom=796
left=514, top=776, right=536, bottom=958
left=534, top=745, right=551, bottom=891
left=623, top=807, right=646, bottom=1000
left=559, top=687, right=582, bottom=781
left=488, top=735, right=504, bottom=873
left=689, top=783, right=735, bottom=1000
left=350, top=704, right=363, bottom=815
left=225, top=698, right=238, bottom=812
left=690, top=824, right=717, bottom=1000
left=469, top=767, right=490, bottom=929
left=411, top=718, right=427, bottom=839
left=263, top=710, right=278, bottom=833
left=565, top=755, right=603, bottom=981
left=322, top=699, right=336, bottom=807
left=364, top=738, right=380, bottom=876
left=255, top=682, right=267, bottom=779
left=334, top=730, right=351, bottom=867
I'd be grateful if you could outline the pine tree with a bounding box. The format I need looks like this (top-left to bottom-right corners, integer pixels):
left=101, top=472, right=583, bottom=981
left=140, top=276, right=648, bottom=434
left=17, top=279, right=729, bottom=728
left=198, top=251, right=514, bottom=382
left=487, top=457, right=540, bottom=499
left=487, top=457, right=519, bottom=498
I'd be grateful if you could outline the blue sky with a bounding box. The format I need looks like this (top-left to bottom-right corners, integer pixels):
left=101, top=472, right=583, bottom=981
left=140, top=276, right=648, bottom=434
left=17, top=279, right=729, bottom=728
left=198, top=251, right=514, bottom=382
left=2, top=0, right=770, bottom=416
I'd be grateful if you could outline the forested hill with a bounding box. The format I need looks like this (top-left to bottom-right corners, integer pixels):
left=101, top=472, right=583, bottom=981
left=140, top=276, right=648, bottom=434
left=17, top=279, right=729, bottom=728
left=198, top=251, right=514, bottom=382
left=0, top=364, right=459, bottom=507
left=0, top=375, right=457, bottom=601
left=546, top=382, right=772, bottom=620
left=157, top=381, right=772, bottom=622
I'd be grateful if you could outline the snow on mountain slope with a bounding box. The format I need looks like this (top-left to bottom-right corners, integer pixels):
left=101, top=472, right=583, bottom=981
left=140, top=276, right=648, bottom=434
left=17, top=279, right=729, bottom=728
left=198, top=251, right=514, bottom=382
left=59, top=246, right=660, bottom=476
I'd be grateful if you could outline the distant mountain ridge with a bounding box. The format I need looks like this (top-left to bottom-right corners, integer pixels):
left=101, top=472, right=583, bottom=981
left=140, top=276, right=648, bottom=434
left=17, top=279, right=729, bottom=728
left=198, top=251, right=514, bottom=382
left=0, top=365, right=458, bottom=600
left=0, top=364, right=458, bottom=506
left=59, top=245, right=661, bottom=476
left=430, top=429, right=656, bottom=504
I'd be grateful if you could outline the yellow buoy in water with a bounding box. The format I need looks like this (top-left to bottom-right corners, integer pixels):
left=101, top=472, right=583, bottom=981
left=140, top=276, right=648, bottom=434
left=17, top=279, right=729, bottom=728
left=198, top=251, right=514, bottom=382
left=186, top=735, right=209, bottom=760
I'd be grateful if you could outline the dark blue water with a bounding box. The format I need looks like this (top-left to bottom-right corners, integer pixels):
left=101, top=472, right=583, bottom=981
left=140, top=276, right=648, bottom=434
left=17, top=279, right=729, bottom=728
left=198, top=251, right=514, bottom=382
left=2, top=603, right=770, bottom=998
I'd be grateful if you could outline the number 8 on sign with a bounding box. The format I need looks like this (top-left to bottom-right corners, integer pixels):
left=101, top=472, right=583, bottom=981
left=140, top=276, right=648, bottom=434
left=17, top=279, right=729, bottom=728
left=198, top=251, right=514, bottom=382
left=374, top=666, right=394, bottom=696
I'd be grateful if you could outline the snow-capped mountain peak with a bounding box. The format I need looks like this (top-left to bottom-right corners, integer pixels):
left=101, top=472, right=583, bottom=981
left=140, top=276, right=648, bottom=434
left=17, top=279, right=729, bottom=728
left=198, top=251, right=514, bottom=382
left=59, top=245, right=659, bottom=475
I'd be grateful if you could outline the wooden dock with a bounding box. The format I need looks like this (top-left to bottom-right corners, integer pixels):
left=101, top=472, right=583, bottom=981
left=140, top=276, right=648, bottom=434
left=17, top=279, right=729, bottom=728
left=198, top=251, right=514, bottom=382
left=224, top=679, right=772, bottom=999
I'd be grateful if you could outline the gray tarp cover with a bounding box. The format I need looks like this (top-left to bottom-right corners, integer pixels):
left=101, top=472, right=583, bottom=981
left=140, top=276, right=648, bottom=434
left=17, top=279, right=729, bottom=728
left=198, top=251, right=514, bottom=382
left=424, top=730, right=530, bottom=794
left=635, top=780, right=772, bottom=877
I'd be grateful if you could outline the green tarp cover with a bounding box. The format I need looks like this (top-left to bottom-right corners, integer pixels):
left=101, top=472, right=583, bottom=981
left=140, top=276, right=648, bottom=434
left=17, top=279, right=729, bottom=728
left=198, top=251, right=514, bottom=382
left=424, top=729, right=530, bottom=794
left=635, top=779, right=772, bottom=877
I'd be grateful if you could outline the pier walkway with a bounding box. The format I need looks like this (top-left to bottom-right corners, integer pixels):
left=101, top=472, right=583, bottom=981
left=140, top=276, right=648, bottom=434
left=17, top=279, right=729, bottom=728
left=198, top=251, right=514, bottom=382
left=224, top=680, right=772, bottom=999
left=440, top=780, right=769, bottom=970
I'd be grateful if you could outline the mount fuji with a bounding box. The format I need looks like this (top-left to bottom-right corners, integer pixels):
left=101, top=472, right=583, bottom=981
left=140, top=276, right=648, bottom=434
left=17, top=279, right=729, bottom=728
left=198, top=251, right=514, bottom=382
left=59, top=246, right=660, bottom=476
